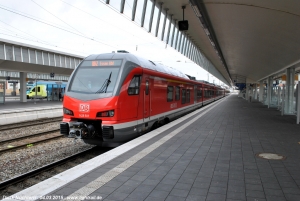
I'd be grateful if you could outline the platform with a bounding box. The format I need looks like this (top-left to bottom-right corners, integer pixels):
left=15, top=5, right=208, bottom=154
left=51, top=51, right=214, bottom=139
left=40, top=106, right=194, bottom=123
left=5, top=94, right=300, bottom=201
left=0, top=99, right=62, bottom=125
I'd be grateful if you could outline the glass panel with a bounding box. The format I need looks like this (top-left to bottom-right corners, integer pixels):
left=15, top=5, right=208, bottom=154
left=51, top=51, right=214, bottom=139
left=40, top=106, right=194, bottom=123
left=143, top=0, right=153, bottom=31
left=29, top=49, right=35, bottom=63
left=69, top=65, right=121, bottom=94
left=172, top=26, right=178, bottom=47
left=14, top=46, right=21, bottom=62
left=22, top=48, right=29, bottom=63
left=150, top=5, right=159, bottom=35
left=163, top=17, right=170, bottom=42
left=108, top=0, right=121, bottom=11
left=135, top=0, right=145, bottom=25
left=36, top=51, right=42, bottom=64
left=128, top=76, right=140, bottom=95
left=123, top=0, right=134, bottom=18
left=167, top=19, right=173, bottom=44
left=175, top=86, right=180, bottom=100
left=43, top=52, right=49, bottom=65
left=182, top=89, right=186, bottom=104
left=167, top=86, right=173, bottom=102
left=157, top=11, right=165, bottom=39
left=0, top=43, right=4, bottom=59
left=5, top=45, right=13, bottom=60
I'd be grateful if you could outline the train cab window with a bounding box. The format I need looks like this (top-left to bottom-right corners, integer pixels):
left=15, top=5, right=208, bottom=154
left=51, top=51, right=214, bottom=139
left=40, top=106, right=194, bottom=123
left=182, top=89, right=186, bottom=104
left=186, top=89, right=190, bottom=103
left=167, top=86, right=174, bottom=102
left=128, top=76, right=141, bottom=95
left=175, top=86, right=180, bottom=100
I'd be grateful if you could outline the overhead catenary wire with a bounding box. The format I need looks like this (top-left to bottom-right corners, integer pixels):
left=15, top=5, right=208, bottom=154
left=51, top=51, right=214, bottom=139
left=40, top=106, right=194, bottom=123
left=0, top=5, right=118, bottom=49
left=31, top=0, right=87, bottom=37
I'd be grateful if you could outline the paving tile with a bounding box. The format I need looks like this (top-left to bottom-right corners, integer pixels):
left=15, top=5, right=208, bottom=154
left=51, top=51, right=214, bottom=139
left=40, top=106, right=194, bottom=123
left=206, top=193, right=226, bottom=201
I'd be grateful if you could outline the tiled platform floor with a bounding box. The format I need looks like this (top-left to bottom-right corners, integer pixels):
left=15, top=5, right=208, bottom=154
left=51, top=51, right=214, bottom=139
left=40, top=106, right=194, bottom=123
left=32, top=95, right=300, bottom=200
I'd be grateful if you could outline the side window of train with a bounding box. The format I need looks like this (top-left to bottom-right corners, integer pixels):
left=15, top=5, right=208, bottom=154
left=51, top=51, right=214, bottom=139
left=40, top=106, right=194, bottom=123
left=145, top=80, right=149, bottom=95
left=128, top=76, right=141, bottom=95
left=197, top=89, right=202, bottom=101
left=38, top=87, right=40, bottom=92
left=167, top=86, right=174, bottom=102
left=186, top=89, right=190, bottom=103
left=175, top=86, right=180, bottom=100
left=182, top=89, right=186, bottom=104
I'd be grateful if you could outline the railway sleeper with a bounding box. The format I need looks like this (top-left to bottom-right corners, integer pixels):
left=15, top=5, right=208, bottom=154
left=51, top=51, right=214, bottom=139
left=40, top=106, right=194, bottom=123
left=24, top=178, right=40, bottom=186
left=6, top=186, right=23, bottom=194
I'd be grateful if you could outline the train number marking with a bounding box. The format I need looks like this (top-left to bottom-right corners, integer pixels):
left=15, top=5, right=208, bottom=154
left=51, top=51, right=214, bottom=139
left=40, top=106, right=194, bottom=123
left=170, top=103, right=177, bottom=109
left=79, top=114, right=89, bottom=117
left=79, top=104, right=90, bottom=112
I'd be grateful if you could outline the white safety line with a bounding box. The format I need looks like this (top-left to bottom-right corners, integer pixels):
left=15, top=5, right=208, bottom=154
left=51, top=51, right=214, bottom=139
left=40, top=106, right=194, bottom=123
left=4, top=96, right=228, bottom=201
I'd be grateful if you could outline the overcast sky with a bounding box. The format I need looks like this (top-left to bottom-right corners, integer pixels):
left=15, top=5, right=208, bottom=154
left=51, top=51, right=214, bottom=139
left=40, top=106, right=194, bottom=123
left=0, top=0, right=222, bottom=84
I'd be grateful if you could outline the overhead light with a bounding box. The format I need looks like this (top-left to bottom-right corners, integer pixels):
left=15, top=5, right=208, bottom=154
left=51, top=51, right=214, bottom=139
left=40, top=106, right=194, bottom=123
left=204, top=28, right=210, bottom=35
left=191, top=5, right=201, bottom=17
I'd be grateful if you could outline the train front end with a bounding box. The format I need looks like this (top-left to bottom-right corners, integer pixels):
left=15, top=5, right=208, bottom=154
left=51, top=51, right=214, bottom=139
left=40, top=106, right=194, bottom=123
left=60, top=54, right=128, bottom=146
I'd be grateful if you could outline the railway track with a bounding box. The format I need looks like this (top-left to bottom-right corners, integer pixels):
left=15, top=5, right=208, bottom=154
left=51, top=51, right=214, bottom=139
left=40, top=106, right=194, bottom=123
left=0, top=130, right=62, bottom=154
left=0, top=117, right=62, bottom=131
left=0, top=147, right=110, bottom=197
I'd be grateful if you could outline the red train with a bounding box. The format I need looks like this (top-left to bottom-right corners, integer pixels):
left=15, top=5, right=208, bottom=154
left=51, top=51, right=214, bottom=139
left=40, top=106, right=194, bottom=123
left=60, top=51, right=225, bottom=146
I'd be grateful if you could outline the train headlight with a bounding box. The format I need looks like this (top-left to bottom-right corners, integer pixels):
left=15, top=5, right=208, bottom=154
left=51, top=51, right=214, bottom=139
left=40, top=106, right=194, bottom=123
left=96, top=110, right=114, bottom=117
left=63, top=107, right=74, bottom=116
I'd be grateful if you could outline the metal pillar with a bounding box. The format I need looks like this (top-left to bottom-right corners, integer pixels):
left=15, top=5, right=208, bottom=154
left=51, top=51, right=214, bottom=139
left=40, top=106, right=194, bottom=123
left=131, top=0, right=138, bottom=21
left=259, top=80, right=264, bottom=102
left=296, top=81, right=300, bottom=124
left=284, top=67, right=295, bottom=114
left=254, top=83, right=258, bottom=100
left=20, top=72, right=27, bottom=102
left=267, top=77, right=272, bottom=108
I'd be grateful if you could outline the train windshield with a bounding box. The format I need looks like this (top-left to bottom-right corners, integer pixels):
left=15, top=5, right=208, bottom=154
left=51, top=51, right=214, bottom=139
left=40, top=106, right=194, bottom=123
left=68, top=60, right=122, bottom=94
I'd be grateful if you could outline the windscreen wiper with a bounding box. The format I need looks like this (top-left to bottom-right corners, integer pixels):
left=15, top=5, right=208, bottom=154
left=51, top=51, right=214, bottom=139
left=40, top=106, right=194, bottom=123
left=95, top=72, right=112, bottom=94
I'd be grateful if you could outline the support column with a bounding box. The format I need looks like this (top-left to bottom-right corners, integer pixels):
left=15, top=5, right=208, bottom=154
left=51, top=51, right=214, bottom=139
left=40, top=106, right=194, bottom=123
left=267, top=77, right=272, bottom=108
left=254, top=83, right=258, bottom=100
left=297, top=81, right=300, bottom=124
left=284, top=67, right=295, bottom=114
left=20, top=72, right=27, bottom=102
left=259, top=80, right=264, bottom=102
left=245, top=84, right=249, bottom=101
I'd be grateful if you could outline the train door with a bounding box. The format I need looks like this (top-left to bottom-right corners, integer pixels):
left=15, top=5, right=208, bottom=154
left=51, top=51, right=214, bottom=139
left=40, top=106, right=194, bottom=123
left=144, top=79, right=150, bottom=122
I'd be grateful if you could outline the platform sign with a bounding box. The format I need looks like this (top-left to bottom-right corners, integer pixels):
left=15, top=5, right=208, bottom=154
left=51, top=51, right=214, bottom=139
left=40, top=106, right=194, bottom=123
left=235, top=83, right=246, bottom=90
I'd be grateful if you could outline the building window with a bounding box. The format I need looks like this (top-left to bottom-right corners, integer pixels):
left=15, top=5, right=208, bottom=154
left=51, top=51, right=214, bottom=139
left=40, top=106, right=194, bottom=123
left=167, top=86, right=173, bottom=102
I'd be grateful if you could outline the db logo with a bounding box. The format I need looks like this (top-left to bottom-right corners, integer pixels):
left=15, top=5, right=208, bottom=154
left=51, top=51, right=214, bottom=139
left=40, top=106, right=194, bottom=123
left=79, top=104, right=90, bottom=112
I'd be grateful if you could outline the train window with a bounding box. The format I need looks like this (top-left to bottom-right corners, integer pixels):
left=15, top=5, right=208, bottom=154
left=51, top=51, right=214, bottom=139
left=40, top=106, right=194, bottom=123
left=186, top=89, right=190, bottom=103
left=175, top=86, right=180, bottom=100
left=128, top=76, right=141, bottom=95
left=197, top=89, right=202, bottom=101
left=38, top=87, right=40, bottom=92
left=167, top=86, right=174, bottom=102
left=182, top=89, right=186, bottom=104
left=145, top=80, right=149, bottom=95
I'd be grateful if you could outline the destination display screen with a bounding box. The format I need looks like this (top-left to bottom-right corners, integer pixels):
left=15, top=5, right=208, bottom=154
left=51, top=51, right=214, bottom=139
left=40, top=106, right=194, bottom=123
left=81, top=60, right=122, bottom=67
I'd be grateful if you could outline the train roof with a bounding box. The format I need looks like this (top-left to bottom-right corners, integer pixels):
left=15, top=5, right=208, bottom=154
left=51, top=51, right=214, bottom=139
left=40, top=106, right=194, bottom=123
left=85, top=52, right=190, bottom=80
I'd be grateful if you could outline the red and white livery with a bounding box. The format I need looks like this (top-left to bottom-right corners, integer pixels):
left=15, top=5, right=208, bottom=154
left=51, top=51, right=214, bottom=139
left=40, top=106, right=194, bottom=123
left=60, top=51, right=225, bottom=146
